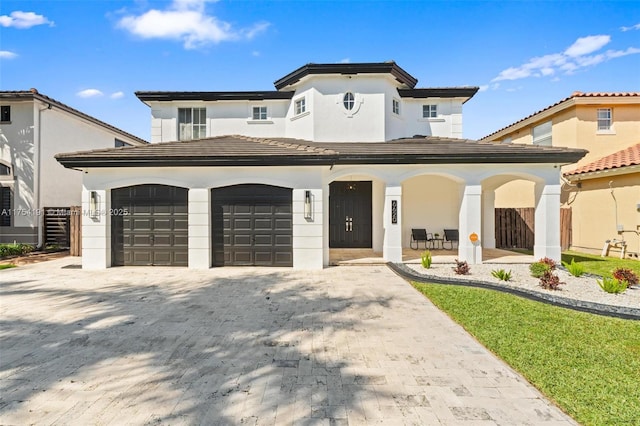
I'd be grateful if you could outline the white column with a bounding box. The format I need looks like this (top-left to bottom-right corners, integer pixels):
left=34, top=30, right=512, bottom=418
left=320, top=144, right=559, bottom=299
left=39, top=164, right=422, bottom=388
left=188, top=188, right=211, bottom=269
left=458, top=185, right=483, bottom=264
left=482, top=190, right=496, bottom=249
left=81, top=187, right=110, bottom=269
left=534, top=183, right=562, bottom=262
left=383, top=185, right=402, bottom=263
left=293, top=188, right=323, bottom=270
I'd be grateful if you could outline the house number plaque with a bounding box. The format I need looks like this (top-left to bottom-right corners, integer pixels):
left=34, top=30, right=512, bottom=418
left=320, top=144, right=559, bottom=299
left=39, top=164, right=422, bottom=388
left=391, top=200, right=398, bottom=224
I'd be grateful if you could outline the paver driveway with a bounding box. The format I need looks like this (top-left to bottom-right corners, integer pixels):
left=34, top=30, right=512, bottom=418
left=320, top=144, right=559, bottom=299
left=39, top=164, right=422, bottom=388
left=0, top=258, right=576, bottom=425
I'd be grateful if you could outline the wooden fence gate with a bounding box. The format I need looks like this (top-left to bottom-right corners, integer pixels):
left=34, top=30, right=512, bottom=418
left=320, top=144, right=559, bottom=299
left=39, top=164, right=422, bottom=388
left=495, top=208, right=535, bottom=249
left=495, top=207, right=572, bottom=251
left=44, top=207, right=70, bottom=248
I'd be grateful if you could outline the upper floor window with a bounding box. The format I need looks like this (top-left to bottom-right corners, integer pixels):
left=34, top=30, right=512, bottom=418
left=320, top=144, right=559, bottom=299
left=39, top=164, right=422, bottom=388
left=0, top=106, right=10, bottom=123
left=392, top=99, right=400, bottom=115
left=178, top=107, right=206, bottom=141
left=0, top=163, right=10, bottom=176
left=294, top=98, right=306, bottom=115
left=252, top=106, right=268, bottom=120
left=115, top=139, right=131, bottom=148
left=597, top=108, right=612, bottom=132
left=532, top=120, right=552, bottom=146
left=343, top=92, right=355, bottom=110
left=422, top=104, right=437, bottom=118
left=502, top=137, right=512, bottom=144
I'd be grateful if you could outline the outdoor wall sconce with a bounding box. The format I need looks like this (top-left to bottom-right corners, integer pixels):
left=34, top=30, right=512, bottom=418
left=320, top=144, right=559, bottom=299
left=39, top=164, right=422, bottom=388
left=304, top=190, right=312, bottom=220
left=89, top=191, right=98, bottom=218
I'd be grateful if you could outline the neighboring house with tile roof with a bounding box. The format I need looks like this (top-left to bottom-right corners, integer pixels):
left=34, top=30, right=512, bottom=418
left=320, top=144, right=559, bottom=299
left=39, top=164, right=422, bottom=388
left=0, top=89, right=147, bottom=245
left=481, top=92, right=640, bottom=258
left=55, top=62, right=586, bottom=270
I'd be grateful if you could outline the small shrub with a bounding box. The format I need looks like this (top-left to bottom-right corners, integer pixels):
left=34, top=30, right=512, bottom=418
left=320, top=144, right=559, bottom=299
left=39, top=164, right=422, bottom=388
left=612, top=268, right=639, bottom=286
left=421, top=250, right=432, bottom=269
left=0, top=243, right=34, bottom=259
left=491, top=268, right=512, bottom=281
left=539, top=270, right=563, bottom=290
left=529, top=262, right=551, bottom=278
left=539, top=257, right=557, bottom=270
left=597, top=277, right=628, bottom=294
left=453, top=259, right=470, bottom=275
left=562, top=258, right=585, bottom=277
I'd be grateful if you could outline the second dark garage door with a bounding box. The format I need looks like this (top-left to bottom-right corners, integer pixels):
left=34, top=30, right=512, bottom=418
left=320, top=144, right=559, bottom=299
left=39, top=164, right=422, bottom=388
left=212, top=184, right=292, bottom=266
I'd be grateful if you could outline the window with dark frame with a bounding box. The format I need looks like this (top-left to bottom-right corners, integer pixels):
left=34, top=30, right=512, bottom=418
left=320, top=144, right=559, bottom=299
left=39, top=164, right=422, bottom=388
left=343, top=92, right=355, bottom=110
left=115, top=139, right=131, bottom=147
left=392, top=99, right=400, bottom=115
left=0, top=186, right=11, bottom=226
left=0, top=163, right=10, bottom=176
left=0, top=106, right=10, bottom=123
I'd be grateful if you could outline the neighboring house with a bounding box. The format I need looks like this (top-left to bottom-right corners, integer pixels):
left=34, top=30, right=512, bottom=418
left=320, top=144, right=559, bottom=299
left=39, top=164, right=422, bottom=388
left=481, top=92, right=639, bottom=258
left=0, top=89, right=147, bottom=245
left=564, top=144, right=640, bottom=258
left=55, top=62, right=586, bottom=270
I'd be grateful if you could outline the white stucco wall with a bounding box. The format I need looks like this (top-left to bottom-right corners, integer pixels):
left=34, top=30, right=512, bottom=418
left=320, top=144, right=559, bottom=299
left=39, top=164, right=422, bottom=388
left=146, top=75, right=465, bottom=144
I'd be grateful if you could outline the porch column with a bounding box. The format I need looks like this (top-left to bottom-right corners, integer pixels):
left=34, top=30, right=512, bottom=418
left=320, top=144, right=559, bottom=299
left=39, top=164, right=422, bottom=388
left=458, top=185, right=482, bottom=264
left=482, top=190, right=496, bottom=249
left=383, top=185, right=402, bottom=263
left=534, top=183, right=562, bottom=262
left=188, top=188, right=211, bottom=269
left=81, top=187, right=110, bottom=269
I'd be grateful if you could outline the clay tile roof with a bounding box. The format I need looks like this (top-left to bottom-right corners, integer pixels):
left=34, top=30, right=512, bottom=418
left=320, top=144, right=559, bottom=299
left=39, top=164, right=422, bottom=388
left=481, top=92, right=640, bottom=140
left=564, top=143, right=640, bottom=177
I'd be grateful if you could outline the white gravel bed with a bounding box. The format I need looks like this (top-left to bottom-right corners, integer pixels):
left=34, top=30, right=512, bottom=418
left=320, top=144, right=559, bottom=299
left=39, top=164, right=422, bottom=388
left=406, top=262, right=640, bottom=310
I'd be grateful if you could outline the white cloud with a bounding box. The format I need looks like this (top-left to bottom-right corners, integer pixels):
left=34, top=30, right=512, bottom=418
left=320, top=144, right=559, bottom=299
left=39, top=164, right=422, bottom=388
left=77, top=89, right=104, bottom=98
left=564, top=35, right=610, bottom=57
left=492, top=34, right=639, bottom=82
left=117, top=0, right=269, bottom=49
left=0, top=51, right=17, bottom=59
left=621, top=23, right=640, bottom=31
left=110, top=91, right=124, bottom=99
left=0, top=11, right=53, bottom=29
left=339, top=58, right=351, bottom=63
left=478, top=85, right=489, bottom=92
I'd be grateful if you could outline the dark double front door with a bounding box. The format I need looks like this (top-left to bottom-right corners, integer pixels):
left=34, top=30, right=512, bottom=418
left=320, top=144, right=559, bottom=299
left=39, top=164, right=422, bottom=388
left=329, top=181, right=372, bottom=248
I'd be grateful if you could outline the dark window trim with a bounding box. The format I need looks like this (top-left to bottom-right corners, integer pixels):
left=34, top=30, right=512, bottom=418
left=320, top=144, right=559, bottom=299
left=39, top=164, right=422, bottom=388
left=0, top=105, right=10, bottom=124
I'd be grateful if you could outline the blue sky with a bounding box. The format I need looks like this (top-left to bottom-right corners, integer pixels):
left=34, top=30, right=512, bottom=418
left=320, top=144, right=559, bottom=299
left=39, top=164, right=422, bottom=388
left=1, top=0, right=639, bottom=141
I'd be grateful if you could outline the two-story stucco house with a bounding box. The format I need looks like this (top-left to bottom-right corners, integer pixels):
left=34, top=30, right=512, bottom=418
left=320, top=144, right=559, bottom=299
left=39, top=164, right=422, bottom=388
left=481, top=92, right=639, bottom=258
left=55, top=62, right=586, bottom=270
left=0, top=89, right=147, bottom=245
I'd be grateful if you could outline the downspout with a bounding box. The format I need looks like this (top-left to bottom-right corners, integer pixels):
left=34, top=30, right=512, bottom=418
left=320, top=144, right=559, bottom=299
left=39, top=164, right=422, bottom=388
left=35, top=100, right=51, bottom=248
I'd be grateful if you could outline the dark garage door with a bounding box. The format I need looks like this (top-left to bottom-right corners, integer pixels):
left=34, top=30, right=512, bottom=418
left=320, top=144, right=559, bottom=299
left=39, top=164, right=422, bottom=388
left=212, top=184, right=292, bottom=266
left=111, top=185, right=188, bottom=266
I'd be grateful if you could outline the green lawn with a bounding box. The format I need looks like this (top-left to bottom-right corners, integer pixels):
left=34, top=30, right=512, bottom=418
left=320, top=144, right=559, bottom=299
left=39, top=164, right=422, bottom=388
left=0, top=263, right=16, bottom=270
left=413, top=283, right=640, bottom=426
left=561, top=251, right=640, bottom=278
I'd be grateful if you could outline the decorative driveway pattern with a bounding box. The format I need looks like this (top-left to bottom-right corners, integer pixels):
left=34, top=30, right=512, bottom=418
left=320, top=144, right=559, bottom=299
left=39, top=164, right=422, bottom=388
left=0, top=258, right=576, bottom=425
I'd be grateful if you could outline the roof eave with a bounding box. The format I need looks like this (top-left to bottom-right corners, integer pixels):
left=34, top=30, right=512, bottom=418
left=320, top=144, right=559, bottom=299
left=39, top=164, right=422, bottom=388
left=565, top=164, right=640, bottom=181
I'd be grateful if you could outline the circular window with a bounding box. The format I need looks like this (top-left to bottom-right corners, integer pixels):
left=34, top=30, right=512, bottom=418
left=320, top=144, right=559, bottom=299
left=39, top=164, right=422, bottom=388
left=343, top=92, right=355, bottom=110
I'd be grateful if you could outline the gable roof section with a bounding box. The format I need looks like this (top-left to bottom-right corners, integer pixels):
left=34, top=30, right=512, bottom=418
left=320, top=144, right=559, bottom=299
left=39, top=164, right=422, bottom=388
left=481, top=92, right=640, bottom=141
left=397, top=87, right=479, bottom=104
left=564, top=143, right=640, bottom=178
left=0, top=90, right=148, bottom=145
left=274, top=62, right=419, bottom=90
left=136, top=91, right=294, bottom=104
left=55, top=135, right=587, bottom=168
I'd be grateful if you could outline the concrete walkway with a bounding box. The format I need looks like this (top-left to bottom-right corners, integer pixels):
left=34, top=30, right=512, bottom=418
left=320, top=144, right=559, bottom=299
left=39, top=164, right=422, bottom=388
left=0, top=258, right=576, bottom=425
